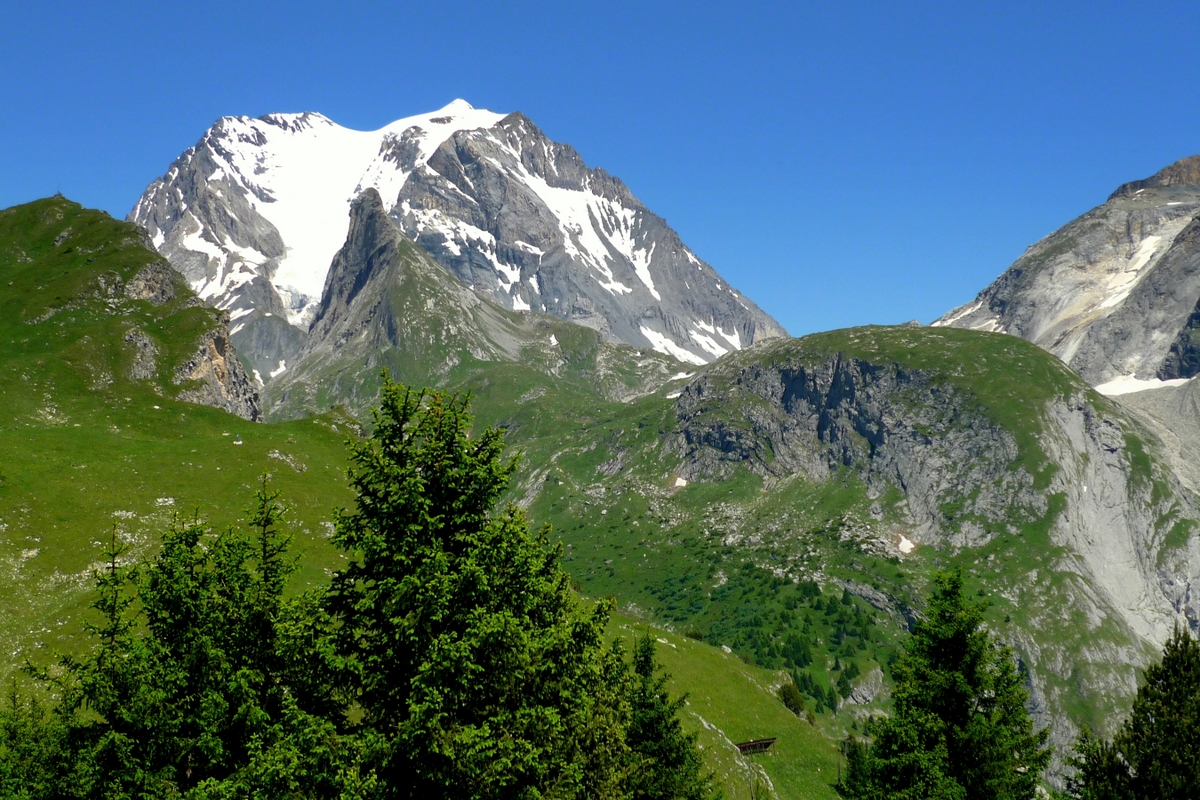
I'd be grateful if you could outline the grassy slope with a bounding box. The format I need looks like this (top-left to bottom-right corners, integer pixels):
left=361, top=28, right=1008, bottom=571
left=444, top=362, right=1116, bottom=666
left=610, top=614, right=841, bottom=800
left=0, top=197, right=841, bottom=798
left=0, top=198, right=355, bottom=664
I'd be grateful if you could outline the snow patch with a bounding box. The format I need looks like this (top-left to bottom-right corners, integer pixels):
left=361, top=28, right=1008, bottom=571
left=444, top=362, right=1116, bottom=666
left=639, top=326, right=706, bottom=366
left=689, top=329, right=729, bottom=359
left=269, top=360, right=288, bottom=379
left=1094, top=374, right=1190, bottom=396
left=898, top=535, right=915, bottom=554
left=1099, top=235, right=1164, bottom=310
left=933, top=299, right=983, bottom=327
left=512, top=293, right=530, bottom=311
left=514, top=240, right=544, bottom=256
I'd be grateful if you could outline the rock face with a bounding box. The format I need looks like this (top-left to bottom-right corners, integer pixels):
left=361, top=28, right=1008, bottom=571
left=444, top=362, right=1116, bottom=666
left=174, top=321, right=262, bottom=422
left=934, top=156, right=1200, bottom=388
left=265, top=189, right=684, bottom=419
left=266, top=189, right=527, bottom=416
left=129, top=101, right=786, bottom=380
left=1111, top=376, right=1200, bottom=494
left=670, top=350, right=1040, bottom=548
left=389, top=112, right=787, bottom=364
left=665, top=329, right=1200, bottom=765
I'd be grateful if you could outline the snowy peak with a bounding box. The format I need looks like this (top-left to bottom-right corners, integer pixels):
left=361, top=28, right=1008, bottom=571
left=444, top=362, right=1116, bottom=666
left=392, top=110, right=784, bottom=364
left=130, top=102, right=785, bottom=380
left=130, top=102, right=507, bottom=326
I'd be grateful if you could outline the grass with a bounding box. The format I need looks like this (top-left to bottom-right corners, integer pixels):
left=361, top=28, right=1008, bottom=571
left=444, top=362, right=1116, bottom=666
left=609, top=613, right=842, bottom=800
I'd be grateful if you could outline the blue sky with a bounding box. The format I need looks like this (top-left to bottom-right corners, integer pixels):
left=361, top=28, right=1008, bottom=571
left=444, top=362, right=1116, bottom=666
left=4, top=1, right=1200, bottom=336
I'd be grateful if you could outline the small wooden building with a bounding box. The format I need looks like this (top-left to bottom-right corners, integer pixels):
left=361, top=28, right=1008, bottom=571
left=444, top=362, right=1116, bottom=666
left=734, top=737, right=777, bottom=755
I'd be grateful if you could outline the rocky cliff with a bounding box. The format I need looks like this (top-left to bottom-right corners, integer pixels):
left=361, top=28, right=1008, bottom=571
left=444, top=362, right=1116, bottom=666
left=173, top=321, right=262, bottom=421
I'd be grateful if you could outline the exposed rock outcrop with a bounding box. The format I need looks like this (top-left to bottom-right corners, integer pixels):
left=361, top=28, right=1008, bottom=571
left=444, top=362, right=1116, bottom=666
left=174, top=320, right=261, bottom=421
left=123, top=326, right=158, bottom=380
left=669, top=348, right=1042, bottom=548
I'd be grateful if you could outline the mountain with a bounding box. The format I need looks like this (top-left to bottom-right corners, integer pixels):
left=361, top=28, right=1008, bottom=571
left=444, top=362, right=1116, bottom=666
left=129, top=100, right=786, bottom=382
left=265, top=189, right=686, bottom=419
left=7, top=194, right=1200, bottom=788
left=933, top=155, right=1200, bottom=390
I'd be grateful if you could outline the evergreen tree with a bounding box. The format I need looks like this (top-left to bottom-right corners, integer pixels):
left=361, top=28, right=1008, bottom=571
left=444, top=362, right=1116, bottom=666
left=1064, top=625, right=1200, bottom=800
left=324, top=378, right=633, bottom=799
left=626, top=635, right=715, bottom=800
left=838, top=571, right=1050, bottom=800
left=0, top=681, right=67, bottom=799
left=40, top=485, right=367, bottom=798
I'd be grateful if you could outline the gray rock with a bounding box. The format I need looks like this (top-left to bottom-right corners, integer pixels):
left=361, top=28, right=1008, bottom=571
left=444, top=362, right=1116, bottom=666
left=124, top=261, right=177, bottom=305
left=123, top=326, right=158, bottom=380
left=668, top=343, right=1040, bottom=547
left=173, top=318, right=261, bottom=421
left=934, top=156, right=1200, bottom=386
left=843, top=667, right=886, bottom=707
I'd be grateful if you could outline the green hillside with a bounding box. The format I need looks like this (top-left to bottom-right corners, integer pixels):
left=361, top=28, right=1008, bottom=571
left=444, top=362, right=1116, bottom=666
left=0, top=197, right=848, bottom=798
left=2, top=196, right=1193, bottom=794
left=0, top=198, right=355, bottom=665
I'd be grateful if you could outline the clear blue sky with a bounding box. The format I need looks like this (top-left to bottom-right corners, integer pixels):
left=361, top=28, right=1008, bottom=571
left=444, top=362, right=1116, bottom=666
left=4, top=1, right=1200, bottom=336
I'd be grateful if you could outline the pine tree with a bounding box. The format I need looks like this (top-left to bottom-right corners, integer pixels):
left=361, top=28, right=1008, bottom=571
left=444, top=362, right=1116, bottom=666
left=42, top=484, right=366, bottom=798
left=1065, top=625, right=1200, bottom=799
left=838, top=571, right=1050, bottom=800
left=626, top=635, right=715, bottom=800
left=324, top=378, right=633, bottom=798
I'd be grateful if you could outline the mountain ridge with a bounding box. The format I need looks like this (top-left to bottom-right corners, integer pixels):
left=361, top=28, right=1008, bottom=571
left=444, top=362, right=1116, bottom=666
left=129, top=101, right=786, bottom=381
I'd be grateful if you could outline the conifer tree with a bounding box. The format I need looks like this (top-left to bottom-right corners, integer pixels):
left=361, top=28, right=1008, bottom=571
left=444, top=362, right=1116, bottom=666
left=324, top=378, right=633, bottom=798
left=626, top=635, right=715, bottom=800
left=41, top=485, right=367, bottom=798
left=1065, top=625, right=1200, bottom=799
left=838, top=571, right=1050, bottom=800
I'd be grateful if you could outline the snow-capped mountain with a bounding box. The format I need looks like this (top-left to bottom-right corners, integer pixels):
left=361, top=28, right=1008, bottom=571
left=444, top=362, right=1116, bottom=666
left=933, top=156, right=1200, bottom=392
left=130, top=100, right=785, bottom=380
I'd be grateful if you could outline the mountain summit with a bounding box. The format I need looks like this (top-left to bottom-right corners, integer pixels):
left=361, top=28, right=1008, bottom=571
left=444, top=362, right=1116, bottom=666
left=129, top=101, right=786, bottom=380
left=933, top=155, right=1200, bottom=392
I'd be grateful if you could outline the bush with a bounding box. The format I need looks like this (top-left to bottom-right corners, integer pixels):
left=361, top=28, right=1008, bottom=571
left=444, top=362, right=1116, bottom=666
left=778, top=680, right=807, bottom=716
